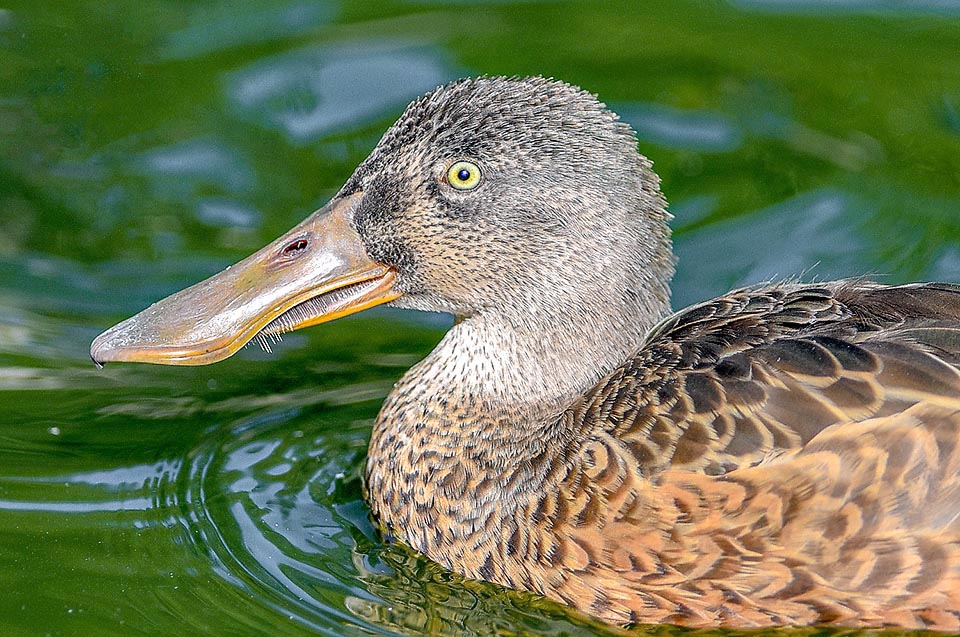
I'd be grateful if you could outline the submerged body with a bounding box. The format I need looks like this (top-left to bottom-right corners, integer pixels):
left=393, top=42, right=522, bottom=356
left=91, top=77, right=960, bottom=630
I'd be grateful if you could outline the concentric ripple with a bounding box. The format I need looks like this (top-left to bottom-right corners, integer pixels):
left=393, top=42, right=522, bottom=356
left=169, top=392, right=623, bottom=637
left=174, top=399, right=381, bottom=635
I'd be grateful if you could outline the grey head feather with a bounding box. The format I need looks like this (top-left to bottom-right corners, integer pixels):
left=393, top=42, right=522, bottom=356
left=342, top=76, right=678, bottom=406
left=347, top=76, right=674, bottom=329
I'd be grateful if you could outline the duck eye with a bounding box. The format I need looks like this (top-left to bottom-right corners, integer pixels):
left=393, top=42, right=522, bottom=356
left=445, top=160, right=482, bottom=191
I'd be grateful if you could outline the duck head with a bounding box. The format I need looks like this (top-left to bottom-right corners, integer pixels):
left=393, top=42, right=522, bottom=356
left=90, top=77, right=674, bottom=368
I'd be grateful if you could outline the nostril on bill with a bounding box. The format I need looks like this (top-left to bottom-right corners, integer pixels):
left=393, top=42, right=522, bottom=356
left=281, top=238, right=309, bottom=258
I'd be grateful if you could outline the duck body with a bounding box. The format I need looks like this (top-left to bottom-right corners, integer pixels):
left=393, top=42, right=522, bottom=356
left=369, top=280, right=960, bottom=628
left=90, top=77, right=960, bottom=630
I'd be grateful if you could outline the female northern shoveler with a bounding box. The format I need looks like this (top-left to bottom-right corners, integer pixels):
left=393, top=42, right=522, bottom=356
left=91, top=77, right=960, bottom=630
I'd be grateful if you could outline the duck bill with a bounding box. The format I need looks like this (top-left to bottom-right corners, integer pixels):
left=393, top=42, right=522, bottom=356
left=90, top=192, right=400, bottom=366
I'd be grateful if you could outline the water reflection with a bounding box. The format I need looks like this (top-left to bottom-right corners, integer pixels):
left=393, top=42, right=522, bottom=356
left=732, top=0, right=960, bottom=15
left=932, top=246, right=960, bottom=281
left=196, top=198, right=261, bottom=229
left=673, top=188, right=867, bottom=306
left=159, top=3, right=335, bottom=61
left=0, top=461, right=174, bottom=514
left=619, top=103, right=743, bottom=153
left=184, top=404, right=388, bottom=634
left=624, top=96, right=879, bottom=171
left=943, top=94, right=960, bottom=136
left=2, top=0, right=959, bottom=634
left=227, top=40, right=455, bottom=144
left=133, top=139, right=258, bottom=198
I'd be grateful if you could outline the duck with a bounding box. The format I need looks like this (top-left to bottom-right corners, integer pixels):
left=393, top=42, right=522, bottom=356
left=90, top=76, right=960, bottom=630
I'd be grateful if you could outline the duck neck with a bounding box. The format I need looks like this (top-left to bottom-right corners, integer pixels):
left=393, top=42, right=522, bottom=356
left=365, top=280, right=671, bottom=546
left=415, top=307, right=647, bottom=421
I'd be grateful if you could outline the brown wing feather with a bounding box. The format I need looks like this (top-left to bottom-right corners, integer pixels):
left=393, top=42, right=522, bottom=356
left=535, top=282, right=960, bottom=628
left=571, top=282, right=960, bottom=477
left=547, top=404, right=960, bottom=628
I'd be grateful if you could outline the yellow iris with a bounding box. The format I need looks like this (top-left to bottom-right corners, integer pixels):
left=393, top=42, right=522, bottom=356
left=446, top=160, right=482, bottom=190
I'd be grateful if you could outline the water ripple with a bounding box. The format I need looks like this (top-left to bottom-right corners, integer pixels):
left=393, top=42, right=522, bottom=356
left=178, top=404, right=393, bottom=634
left=151, top=394, right=622, bottom=636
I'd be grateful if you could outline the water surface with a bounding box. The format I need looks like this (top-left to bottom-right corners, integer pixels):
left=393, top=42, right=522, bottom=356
left=2, top=1, right=959, bottom=634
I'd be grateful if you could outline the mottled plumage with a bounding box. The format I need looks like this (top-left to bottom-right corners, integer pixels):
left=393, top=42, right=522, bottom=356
left=91, top=77, right=960, bottom=630
left=368, top=277, right=960, bottom=630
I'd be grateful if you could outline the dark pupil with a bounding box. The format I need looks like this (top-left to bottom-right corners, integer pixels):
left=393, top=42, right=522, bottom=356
left=457, top=168, right=471, bottom=182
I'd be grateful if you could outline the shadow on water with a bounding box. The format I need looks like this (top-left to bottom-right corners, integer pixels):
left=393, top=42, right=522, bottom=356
left=1, top=0, right=959, bottom=634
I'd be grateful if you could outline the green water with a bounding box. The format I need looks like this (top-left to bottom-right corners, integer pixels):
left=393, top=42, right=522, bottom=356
left=2, top=1, right=959, bottom=635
